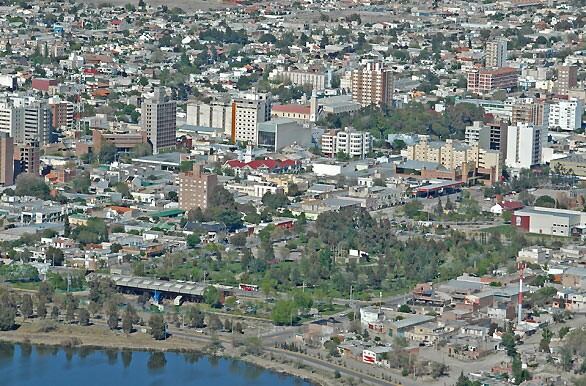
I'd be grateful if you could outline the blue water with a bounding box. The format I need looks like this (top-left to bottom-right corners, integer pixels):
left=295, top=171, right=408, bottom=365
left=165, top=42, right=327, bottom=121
left=0, top=343, right=312, bottom=386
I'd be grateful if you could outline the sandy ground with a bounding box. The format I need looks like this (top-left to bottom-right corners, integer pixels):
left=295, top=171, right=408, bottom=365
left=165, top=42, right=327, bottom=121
left=0, top=321, right=332, bottom=386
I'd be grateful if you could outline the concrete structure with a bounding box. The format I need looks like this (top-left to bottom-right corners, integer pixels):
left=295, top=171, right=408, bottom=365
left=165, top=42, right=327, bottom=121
left=231, top=91, right=271, bottom=144
left=548, top=99, right=583, bottom=131
left=257, top=118, right=312, bottom=151
left=23, top=101, right=52, bottom=147
left=178, top=163, right=218, bottom=211
left=0, top=132, right=13, bottom=185
left=92, top=129, right=149, bottom=153
left=141, top=88, right=176, bottom=154
left=467, top=67, right=518, bottom=94
left=517, top=246, right=547, bottom=264
left=321, top=127, right=371, bottom=158
left=511, top=99, right=549, bottom=127
left=186, top=99, right=232, bottom=136
left=485, top=38, right=507, bottom=68
left=16, top=141, right=40, bottom=176
left=269, top=67, right=327, bottom=90
left=505, top=124, right=543, bottom=169
left=49, top=100, right=75, bottom=130
left=350, top=62, right=393, bottom=109
left=512, top=206, right=586, bottom=236
left=555, top=65, right=578, bottom=95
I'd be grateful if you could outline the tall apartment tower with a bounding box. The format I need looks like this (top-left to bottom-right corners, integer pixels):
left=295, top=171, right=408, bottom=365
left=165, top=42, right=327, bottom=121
left=141, top=88, right=176, bottom=154
left=485, top=38, right=507, bottom=68
left=505, top=124, right=543, bottom=169
left=0, top=99, right=24, bottom=138
left=186, top=99, right=233, bottom=136
left=0, top=132, right=14, bottom=185
left=350, top=62, right=393, bottom=109
left=178, top=163, right=218, bottom=211
left=16, top=140, right=40, bottom=176
left=555, top=65, right=578, bottom=94
left=23, top=101, right=52, bottom=147
left=230, top=91, right=271, bottom=144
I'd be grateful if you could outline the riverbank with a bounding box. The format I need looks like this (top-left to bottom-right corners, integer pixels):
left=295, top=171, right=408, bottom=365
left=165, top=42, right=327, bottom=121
left=0, top=321, right=334, bottom=386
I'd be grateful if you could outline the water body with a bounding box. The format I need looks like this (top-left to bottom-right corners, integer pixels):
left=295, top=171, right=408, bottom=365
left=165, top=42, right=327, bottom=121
left=0, top=343, right=313, bottom=386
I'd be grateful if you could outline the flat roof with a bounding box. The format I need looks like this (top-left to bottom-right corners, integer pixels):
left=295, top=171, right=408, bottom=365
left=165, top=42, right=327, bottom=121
left=416, top=181, right=464, bottom=193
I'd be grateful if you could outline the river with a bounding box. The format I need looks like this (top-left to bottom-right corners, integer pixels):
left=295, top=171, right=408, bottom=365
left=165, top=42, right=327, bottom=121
left=0, top=343, right=313, bottom=386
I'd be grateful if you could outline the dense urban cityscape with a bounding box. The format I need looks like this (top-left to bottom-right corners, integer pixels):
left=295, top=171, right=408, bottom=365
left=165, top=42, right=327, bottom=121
left=0, top=0, right=586, bottom=385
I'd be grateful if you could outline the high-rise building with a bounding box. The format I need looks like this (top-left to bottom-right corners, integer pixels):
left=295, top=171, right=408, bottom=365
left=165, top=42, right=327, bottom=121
left=467, top=67, right=518, bottom=94
left=16, top=140, right=40, bottom=176
left=0, top=132, right=14, bottom=185
left=49, top=100, right=75, bottom=130
left=505, top=124, right=543, bottom=169
left=186, top=99, right=233, bottom=136
left=23, top=101, right=52, bottom=147
left=178, top=163, right=218, bottom=211
left=511, top=99, right=549, bottom=127
left=230, top=91, right=271, bottom=144
left=0, top=99, right=23, bottom=138
left=485, top=38, right=507, bottom=68
left=268, top=67, right=327, bottom=91
left=320, top=127, right=371, bottom=158
left=350, top=62, right=393, bottom=109
left=548, top=98, right=583, bottom=131
left=555, top=65, right=578, bottom=94
left=141, top=88, right=176, bottom=154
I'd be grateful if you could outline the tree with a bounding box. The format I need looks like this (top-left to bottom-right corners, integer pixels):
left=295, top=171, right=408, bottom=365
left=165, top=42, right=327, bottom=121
left=207, top=314, right=223, bottom=331
left=398, top=304, right=412, bottom=313
left=78, top=308, right=90, bottom=326
left=0, top=304, right=16, bottom=331
left=65, top=293, right=78, bottom=322
left=106, top=303, right=119, bottom=330
left=38, top=281, right=53, bottom=303
left=186, top=234, right=201, bottom=248
left=51, top=305, right=59, bottom=320
left=203, top=286, right=221, bottom=307
left=534, top=195, right=556, bottom=208
left=234, top=321, right=244, bottom=334
left=501, top=331, right=517, bottom=357
left=539, top=328, right=553, bottom=352
left=149, top=314, right=166, bottom=340
left=122, top=308, right=134, bottom=334
left=512, top=356, right=530, bottom=384
left=46, top=246, right=64, bottom=266
left=224, top=319, right=232, bottom=332
left=37, top=299, right=47, bottom=319
left=262, top=191, right=289, bottom=210
left=185, top=306, right=205, bottom=328
left=20, top=294, right=33, bottom=318
left=15, top=174, right=50, bottom=199
left=456, top=372, right=482, bottom=386
left=271, top=300, right=296, bottom=325
left=98, top=142, right=117, bottom=164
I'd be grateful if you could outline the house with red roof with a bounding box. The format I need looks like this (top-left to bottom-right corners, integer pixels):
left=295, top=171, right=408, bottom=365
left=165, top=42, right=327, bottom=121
left=490, top=200, right=524, bottom=215
left=224, top=158, right=301, bottom=175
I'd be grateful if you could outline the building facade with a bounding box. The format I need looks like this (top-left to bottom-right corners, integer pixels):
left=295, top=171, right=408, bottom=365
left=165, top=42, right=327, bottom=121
left=555, top=65, right=578, bottom=94
left=505, top=124, right=543, bottom=169
left=548, top=99, right=583, bottom=131
left=141, top=88, right=177, bottom=154
left=485, top=38, right=507, bottom=68
left=467, top=67, right=518, bottom=94
left=0, top=132, right=13, bottom=185
left=321, top=127, right=371, bottom=158
left=230, top=91, right=271, bottom=144
left=350, top=62, right=393, bottom=109
left=178, top=163, right=218, bottom=211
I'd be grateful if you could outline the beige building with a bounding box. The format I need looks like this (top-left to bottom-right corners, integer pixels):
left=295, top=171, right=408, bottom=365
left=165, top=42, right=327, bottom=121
left=350, top=62, right=393, bottom=109
left=231, top=91, right=271, bottom=144
left=467, top=67, right=518, bottom=94
left=485, top=38, right=507, bottom=68
left=321, top=127, right=371, bottom=158
left=0, top=132, right=13, bottom=185
left=186, top=99, right=232, bottom=136
left=179, top=164, right=218, bottom=211
left=269, top=67, right=327, bottom=91
left=511, top=99, right=548, bottom=127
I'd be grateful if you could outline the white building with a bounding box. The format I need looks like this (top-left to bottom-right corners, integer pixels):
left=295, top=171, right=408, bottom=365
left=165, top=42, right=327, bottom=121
left=321, top=127, right=371, bottom=158
left=186, top=99, right=232, bottom=136
left=232, top=91, right=271, bottom=144
left=548, top=99, right=583, bottom=131
left=485, top=38, right=507, bottom=68
left=505, top=124, right=543, bottom=169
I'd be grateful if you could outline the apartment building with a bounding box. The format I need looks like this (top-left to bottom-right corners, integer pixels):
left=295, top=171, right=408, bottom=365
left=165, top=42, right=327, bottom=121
left=0, top=99, right=23, bottom=138
left=268, top=67, right=328, bottom=90
left=321, top=127, right=371, bottom=158
left=511, top=99, right=549, bottom=127
left=92, top=129, right=149, bottom=153
left=231, top=91, right=271, bottom=144
left=485, top=38, right=507, bottom=68
left=350, top=62, right=393, bottom=109
left=0, top=132, right=13, bottom=185
left=467, top=67, right=518, bottom=94
left=49, top=100, right=75, bottom=130
left=548, top=99, right=583, bottom=131
left=555, top=65, right=578, bottom=94
left=141, top=88, right=176, bottom=154
left=505, top=123, right=543, bottom=169
left=23, top=101, right=52, bottom=147
left=178, top=163, right=218, bottom=211
left=16, top=140, right=40, bottom=176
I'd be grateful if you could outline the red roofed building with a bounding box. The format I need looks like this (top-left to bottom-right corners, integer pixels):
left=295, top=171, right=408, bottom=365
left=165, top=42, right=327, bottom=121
left=224, top=158, right=300, bottom=175
left=271, top=104, right=312, bottom=121
left=490, top=200, right=524, bottom=215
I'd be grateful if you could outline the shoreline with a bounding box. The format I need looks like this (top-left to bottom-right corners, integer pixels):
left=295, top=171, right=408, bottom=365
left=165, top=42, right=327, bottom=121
left=0, top=323, right=330, bottom=386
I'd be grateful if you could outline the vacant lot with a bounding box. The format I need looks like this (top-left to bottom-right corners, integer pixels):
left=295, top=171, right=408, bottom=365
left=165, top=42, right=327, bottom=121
left=76, top=0, right=235, bottom=12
